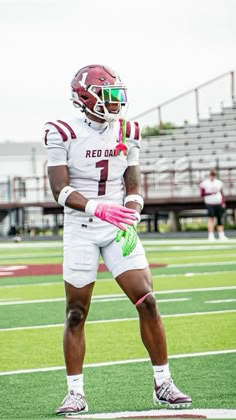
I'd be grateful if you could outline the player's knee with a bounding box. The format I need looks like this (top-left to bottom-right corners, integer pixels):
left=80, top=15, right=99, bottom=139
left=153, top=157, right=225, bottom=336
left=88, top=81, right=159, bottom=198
left=67, top=306, right=85, bottom=328
left=136, top=293, right=157, bottom=317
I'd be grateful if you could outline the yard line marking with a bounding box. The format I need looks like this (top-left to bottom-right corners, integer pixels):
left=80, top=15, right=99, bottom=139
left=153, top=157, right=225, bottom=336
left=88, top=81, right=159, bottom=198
left=1, top=270, right=236, bottom=289
left=142, top=239, right=236, bottom=245
left=0, top=286, right=235, bottom=306
left=154, top=271, right=236, bottom=278
left=0, top=297, right=65, bottom=305
left=0, top=349, right=235, bottom=376
left=146, top=246, right=236, bottom=251
left=168, top=261, right=236, bottom=268
left=0, top=242, right=63, bottom=249
left=0, top=265, right=27, bottom=270
left=0, top=239, right=236, bottom=250
left=64, top=408, right=236, bottom=419
left=1, top=309, right=236, bottom=332
left=150, top=253, right=236, bottom=260
left=0, top=297, right=192, bottom=306
left=1, top=285, right=236, bottom=305
left=205, top=299, right=236, bottom=303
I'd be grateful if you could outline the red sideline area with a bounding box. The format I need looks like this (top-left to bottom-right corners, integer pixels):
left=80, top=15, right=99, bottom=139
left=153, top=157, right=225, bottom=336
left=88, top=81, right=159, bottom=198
left=0, top=263, right=166, bottom=277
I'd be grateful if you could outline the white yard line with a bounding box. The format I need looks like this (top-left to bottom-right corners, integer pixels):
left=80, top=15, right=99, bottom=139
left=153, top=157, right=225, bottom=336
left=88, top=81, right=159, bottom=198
left=168, top=261, right=236, bottom=268
left=205, top=299, right=236, bottom=303
left=146, top=246, right=236, bottom=251
left=0, top=285, right=235, bottom=305
left=0, top=242, right=62, bottom=248
left=142, top=239, right=236, bottom=245
left=0, top=296, right=192, bottom=306
left=1, top=309, right=236, bottom=332
left=149, top=253, right=236, bottom=260
left=0, top=349, right=235, bottom=376
left=64, top=408, right=236, bottom=419
left=0, top=239, right=236, bottom=250
left=1, top=270, right=236, bottom=290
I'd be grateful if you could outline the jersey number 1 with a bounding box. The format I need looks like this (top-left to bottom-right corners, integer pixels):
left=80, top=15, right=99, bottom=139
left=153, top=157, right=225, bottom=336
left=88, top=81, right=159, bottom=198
left=96, top=160, right=108, bottom=196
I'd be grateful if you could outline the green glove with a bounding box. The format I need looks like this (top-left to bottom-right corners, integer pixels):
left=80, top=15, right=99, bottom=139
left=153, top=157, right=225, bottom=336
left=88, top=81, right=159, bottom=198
left=116, top=225, right=138, bottom=257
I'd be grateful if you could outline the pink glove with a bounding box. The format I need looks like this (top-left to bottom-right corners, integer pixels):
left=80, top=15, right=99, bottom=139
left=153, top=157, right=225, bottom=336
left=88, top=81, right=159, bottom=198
left=85, top=200, right=136, bottom=231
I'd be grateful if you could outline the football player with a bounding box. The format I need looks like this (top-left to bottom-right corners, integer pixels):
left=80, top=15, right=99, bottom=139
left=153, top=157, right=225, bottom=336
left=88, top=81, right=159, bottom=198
left=43, top=64, right=192, bottom=415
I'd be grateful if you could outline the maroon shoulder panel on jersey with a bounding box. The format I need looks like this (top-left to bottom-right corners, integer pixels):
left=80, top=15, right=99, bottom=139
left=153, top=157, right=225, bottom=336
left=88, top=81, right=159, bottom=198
left=133, top=121, right=140, bottom=140
left=57, top=120, right=77, bottom=139
left=126, top=121, right=131, bottom=138
left=125, top=121, right=140, bottom=140
left=45, top=122, right=68, bottom=142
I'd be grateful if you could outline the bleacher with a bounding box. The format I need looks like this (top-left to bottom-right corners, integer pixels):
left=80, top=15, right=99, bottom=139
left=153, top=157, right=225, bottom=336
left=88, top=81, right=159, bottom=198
left=139, top=103, right=236, bottom=199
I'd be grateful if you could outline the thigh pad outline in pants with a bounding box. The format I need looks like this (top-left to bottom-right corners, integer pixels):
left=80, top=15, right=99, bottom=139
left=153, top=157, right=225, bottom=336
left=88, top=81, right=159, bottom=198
left=63, top=242, right=100, bottom=288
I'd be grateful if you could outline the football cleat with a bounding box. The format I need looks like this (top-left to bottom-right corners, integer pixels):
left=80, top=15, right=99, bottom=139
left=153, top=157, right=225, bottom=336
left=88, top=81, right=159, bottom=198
left=56, top=390, right=88, bottom=416
left=153, top=378, right=192, bottom=408
left=218, top=235, right=229, bottom=241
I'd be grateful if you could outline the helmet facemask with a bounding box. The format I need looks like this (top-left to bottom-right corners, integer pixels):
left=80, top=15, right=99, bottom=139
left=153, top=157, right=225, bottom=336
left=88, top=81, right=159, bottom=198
left=71, top=64, right=129, bottom=122
left=72, top=84, right=128, bottom=123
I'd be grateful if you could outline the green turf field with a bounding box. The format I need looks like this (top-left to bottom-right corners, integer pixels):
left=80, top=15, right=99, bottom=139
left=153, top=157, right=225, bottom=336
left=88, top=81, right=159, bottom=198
left=0, top=238, right=236, bottom=419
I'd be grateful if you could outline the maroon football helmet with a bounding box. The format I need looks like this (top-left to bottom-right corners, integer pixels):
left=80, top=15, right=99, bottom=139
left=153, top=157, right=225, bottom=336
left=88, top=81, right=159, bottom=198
left=71, top=64, right=128, bottom=122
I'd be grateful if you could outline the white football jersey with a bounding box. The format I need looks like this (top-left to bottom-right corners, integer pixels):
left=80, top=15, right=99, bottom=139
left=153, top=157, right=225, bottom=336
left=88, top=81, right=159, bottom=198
left=200, top=178, right=223, bottom=205
left=43, top=116, right=141, bottom=218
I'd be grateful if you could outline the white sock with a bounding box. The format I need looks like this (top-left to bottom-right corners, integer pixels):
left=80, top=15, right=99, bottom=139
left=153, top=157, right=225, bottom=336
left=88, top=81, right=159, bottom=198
left=67, top=374, right=84, bottom=396
left=153, top=363, right=171, bottom=386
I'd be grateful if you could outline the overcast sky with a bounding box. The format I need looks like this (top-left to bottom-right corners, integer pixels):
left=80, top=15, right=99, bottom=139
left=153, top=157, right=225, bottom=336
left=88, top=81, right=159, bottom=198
left=1, top=0, right=236, bottom=142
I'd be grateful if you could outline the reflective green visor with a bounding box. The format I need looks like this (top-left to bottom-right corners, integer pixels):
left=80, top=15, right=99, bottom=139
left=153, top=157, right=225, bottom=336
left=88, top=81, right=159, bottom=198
left=102, top=87, right=127, bottom=103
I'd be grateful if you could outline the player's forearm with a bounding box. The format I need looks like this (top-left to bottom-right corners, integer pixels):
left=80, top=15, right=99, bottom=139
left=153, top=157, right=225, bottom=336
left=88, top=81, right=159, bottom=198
left=124, top=166, right=142, bottom=212
left=48, top=166, right=88, bottom=211
left=53, top=185, right=88, bottom=211
left=60, top=190, right=88, bottom=211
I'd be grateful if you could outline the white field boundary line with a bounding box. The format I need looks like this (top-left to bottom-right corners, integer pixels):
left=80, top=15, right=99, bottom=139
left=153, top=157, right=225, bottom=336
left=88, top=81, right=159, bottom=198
left=0, top=286, right=236, bottom=305
left=1, top=309, right=236, bottom=332
left=65, top=408, right=236, bottom=419
left=0, top=349, right=235, bottom=376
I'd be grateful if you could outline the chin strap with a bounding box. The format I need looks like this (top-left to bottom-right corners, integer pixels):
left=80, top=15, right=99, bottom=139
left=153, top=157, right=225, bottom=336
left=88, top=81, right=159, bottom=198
left=115, top=119, right=128, bottom=156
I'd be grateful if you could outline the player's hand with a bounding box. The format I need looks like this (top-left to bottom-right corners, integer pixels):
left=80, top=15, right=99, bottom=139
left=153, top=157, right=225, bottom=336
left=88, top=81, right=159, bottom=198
left=116, top=225, right=138, bottom=257
left=90, top=202, right=136, bottom=230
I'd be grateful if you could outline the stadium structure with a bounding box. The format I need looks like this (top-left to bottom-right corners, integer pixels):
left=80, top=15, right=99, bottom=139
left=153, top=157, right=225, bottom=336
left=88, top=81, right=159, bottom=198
left=0, top=71, right=236, bottom=237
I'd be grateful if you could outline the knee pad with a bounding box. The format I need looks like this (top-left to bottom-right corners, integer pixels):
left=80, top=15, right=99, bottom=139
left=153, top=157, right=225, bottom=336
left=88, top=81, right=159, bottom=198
left=67, top=307, right=84, bottom=327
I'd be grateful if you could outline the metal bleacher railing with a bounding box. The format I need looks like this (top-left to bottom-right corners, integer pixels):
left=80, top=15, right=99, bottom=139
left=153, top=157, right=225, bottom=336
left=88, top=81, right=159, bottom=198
left=131, top=70, right=235, bottom=128
left=129, top=70, right=236, bottom=202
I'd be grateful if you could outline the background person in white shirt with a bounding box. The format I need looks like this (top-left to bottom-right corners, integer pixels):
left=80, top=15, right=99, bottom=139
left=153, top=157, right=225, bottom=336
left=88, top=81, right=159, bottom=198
left=200, top=170, right=228, bottom=240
